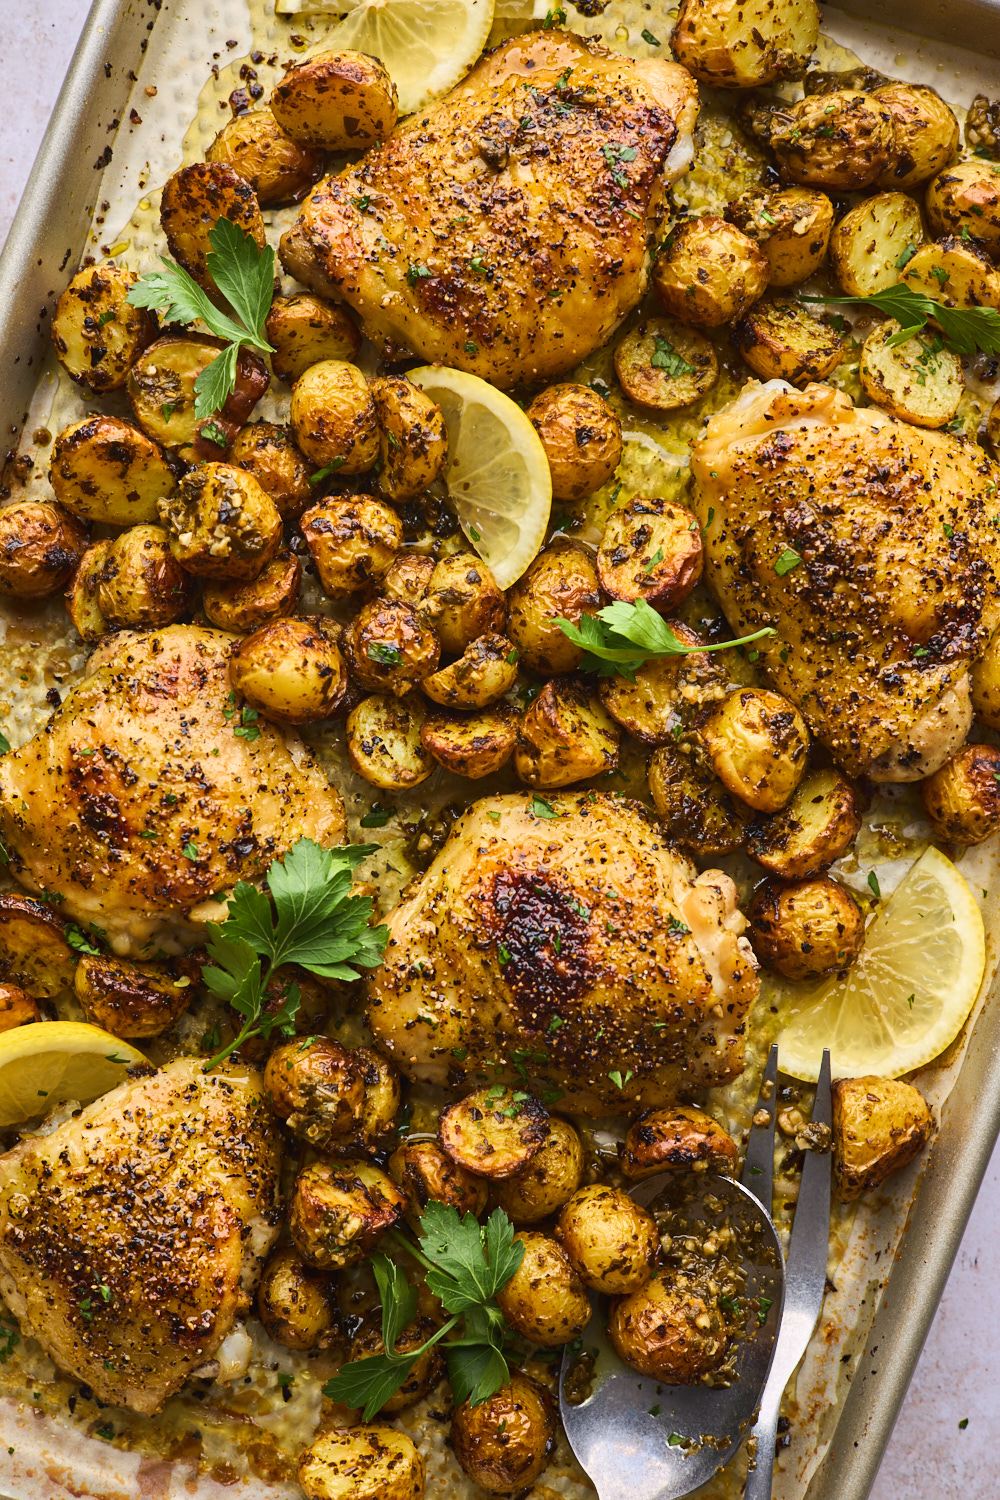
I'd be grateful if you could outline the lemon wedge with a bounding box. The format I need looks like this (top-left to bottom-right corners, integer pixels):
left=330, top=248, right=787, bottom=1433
left=777, top=846, right=986, bottom=1083
left=280, top=0, right=496, bottom=117
left=0, top=1022, right=147, bottom=1128
left=408, top=365, right=552, bottom=588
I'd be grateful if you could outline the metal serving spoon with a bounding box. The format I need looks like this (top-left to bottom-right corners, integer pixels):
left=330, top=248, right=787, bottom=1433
left=559, top=1046, right=833, bottom=1500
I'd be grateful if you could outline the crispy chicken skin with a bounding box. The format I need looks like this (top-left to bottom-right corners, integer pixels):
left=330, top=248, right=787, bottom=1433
left=0, top=625, right=346, bottom=955
left=691, top=381, right=1000, bottom=779
left=366, top=792, right=757, bottom=1114
left=0, top=1060, right=280, bottom=1415
left=279, top=33, right=698, bottom=387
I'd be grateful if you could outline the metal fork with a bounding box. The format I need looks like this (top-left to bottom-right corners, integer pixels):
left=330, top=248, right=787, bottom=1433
left=742, top=1044, right=834, bottom=1500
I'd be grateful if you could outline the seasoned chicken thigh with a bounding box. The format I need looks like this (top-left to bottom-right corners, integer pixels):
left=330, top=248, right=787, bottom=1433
left=0, top=1059, right=280, bottom=1415
left=367, top=792, right=758, bottom=1114
left=691, top=381, right=1000, bottom=779
left=0, top=625, right=346, bottom=955
left=280, top=32, right=698, bottom=387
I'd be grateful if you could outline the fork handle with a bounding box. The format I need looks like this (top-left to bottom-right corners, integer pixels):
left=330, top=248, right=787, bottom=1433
left=744, top=1386, right=781, bottom=1500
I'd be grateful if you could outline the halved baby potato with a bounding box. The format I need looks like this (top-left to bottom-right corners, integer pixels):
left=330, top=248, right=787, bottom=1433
left=229, top=422, right=317, bottom=520
left=438, top=1086, right=549, bottom=1180
left=0, top=501, right=88, bottom=600
left=619, top=1105, right=738, bottom=1179
left=370, top=375, right=449, bottom=503
left=420, top=704, right=518, bottom=779
left=299, top=1426, right=424, bottom=1500
left=50, top=263, right=156, bottom=393
left=388, top=1138, right=489, bottom=1230
left=160, top=162, right=266, bottom=294
left=770, top=90, right=896, bottom=190
left=875, top=83, right=959, bottom=191
left=158, top=463, right=282, bottom=580
left=202, top=551, right=302, bottom=633
left=859, top=320, right=964, bottom=428
left=526, top=383, right=622, bottom=502
left=230, top=616, right=346, bottom=724
left=341, top=597, right=441, bottom=696
left=270, top=50, right=398, bottom=150
left=747, top=766, right=862, bottom=878
left=598, top=625, right=726, bottom=746
left=421, top=632, right=519, bottom=710
left=925, top=159, right=1000, bottom=254
left=0, top=895, right=77, bottom=998
left=506, top=541, right=600, bottom=676
left=725, top=186, right=834, bottom=287
left=733, top=296, right=843, bottom=385
left=829, top=192, right=925, bottom=297
left=647, top=743, right=750, bottom=857
left=65, top=541, right=112, bottom=643
left=831, top=1075, right=933, bottom=1202
left=902, top=236, right=1000, bottom=309
left=265, top=293, right=363, bottom=385
left=98, top=524, right=196, bottom=629
left=127, top=334, right=269, bottom=454
left=302, top=495, right=402, bottom=598
left=614, top=316, right=719, bottom=411
left=74, top=953, right=197, bottom=1038
left=346, top=693, right=433, bottom=789
left=670, top=0, right=820, bottom=89
left=205, top=107, right=325, bottom=207
left=597, top=495, right=703, bottom=611
left=515, top=679, right=620, bottom=789
left=291, top=1159, right=407, bottom=1271
left=0, top=986, right=41, bottom=1033
left=652, top=217, right=768, bottom=329
left=49, top=415, right=175, bottom=527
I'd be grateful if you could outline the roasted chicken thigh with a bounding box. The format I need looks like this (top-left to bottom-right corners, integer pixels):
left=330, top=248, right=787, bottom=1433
left=280, top=32, right=698, bottom=387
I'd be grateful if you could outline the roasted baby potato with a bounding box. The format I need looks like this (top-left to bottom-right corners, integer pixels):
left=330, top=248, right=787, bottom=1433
left=370, top=376, right=449, bottom=503
left=73, top=953, right=197, bottom=1038
left=230, top=615, right=346, bottom=725
left=495, top=1231, right=591, bottom=1346
left=733, top=296, right=843, bottom=385
left=925, top=159, right=1000, bottom=253
left=747, top=767, right=862, bottom=878
left=608, top=1274, right=726, bottom=1383
left=381, top=551, right=435, bottom=608
left=597, top=495, right=703, bottom=610
left=256, top=1245, right=340, bottom=1351
left=700, top=687, right=810, bottom=812
left=971, top=629, right=1000, bottom=728
left=346, top=693, right=433, bottom=789
left=158, top=462, right=282, bottom=580
left=493, top=1117, right=584, bottom=1225
left=421, top=632, right=519, bottom=709
left=771, top=90, right=896, bottom=189
left=648, top=743, right=751, bottom=857
left=127, top=334, right=269, bottom=454
left=620, top=1106, right=739, bottom=1179
left=556, top=1186, right=658, bottom=1295
left=425, top=551, right=506, bottom=656
left=271, top=50, right=398, bottom=150
left=724, top=186, right=834, bottom=287
left=65, top=541, right=111, bottom=643
left=346, top=1047, right=403, bottom=1152
left=747, top=875, right=865, bottom=979
left=342, top=598, right=441, bottom=696
left=515, top=679, right=620, bottom=788
left=265, top=1037, right=366, bottom=1149
left=600, top=626, right=726, bottom=746
left=388, top=1138, right=489, bottom=1230
left=0, top=501, right=88, bottom=599
left=875, top=83, right=959, bottom=190
left=302, top=494, right=402, bottom=598
left=160, top=162, right=266, bottom=293
left=202, top=551, right=302, bottom=632
left=290, top=1159, right=407, bottom=1271
left=49, top=415, right=175, bottom=526
left=653, top=217, right=768, bottom=329
left=290, top=359, right=379, bottom=474
left=0, top=894, right=78, bottom=998
left=614, top=316, right=719, bottom=410
left=439, top=1086, right=549, bottom=1180
left=349, top=1316, right=444, bottom=1411
left=506, top=541, right=600, bottom=675
left=859, top=320, right=963, bottom=427
left=50, top=263, right=155, bottom=393
left=670, top=0, right=819, bottom=88
left=299, top=1426, right=424, bottom=1500
left=0, top=985, right=41, bottom=1033
left=265, top=293, right=363, bottom=384
left=965, top=93, right=1000, bottom=162
left=420, top=704, right=518, bottom=779
left=902, top=236, right=1000, bottom=309
left=98, top=524, right=196, bottom=629
left=205, top=107, right=325, bottom=206
left=229, top=422, right=316, bottom=519
left=526, top=383, right=623, bottom=501
left=920, top=742, right=1000, bottom=843
left=451, top=1374, right=556, bottom=1494
left=831, top=1075, right=933, bottom=1202
left=829, top=192, right=925, bottom=296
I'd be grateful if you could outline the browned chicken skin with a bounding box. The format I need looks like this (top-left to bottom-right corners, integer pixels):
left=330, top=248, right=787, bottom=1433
left=367, top=792, right=758, bottom=1114
left=280, top=32, right=698, bottom=387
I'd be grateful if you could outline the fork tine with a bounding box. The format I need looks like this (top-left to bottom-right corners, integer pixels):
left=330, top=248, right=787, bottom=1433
left=784, top=1047, right=833, bottom=1306
left=741, top=1042, right=779, bottom=1213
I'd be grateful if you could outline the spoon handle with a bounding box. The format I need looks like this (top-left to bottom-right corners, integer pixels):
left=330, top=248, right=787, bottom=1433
left=741, top=1043, right=779, bottom=1213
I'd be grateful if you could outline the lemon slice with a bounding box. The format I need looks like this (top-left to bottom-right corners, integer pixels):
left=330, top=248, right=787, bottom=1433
left=280, top=0, right=497, bottom=117
left=0, top=1022, right=147, bottom=1128
left=408, top=365, right=552, bottom=588
left=777, top=846, right=986, bottom=1083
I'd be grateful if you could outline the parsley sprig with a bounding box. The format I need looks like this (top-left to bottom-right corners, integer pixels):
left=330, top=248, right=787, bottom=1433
left=556, top=599, right=775, bottom=680
left=800, top=283, right=1000, bottom=355
left=201, top=837, right=387, bottom=1069
left=323, top=1202, right=524, bottom=1418
left=126, top=217, right=275, bottom=419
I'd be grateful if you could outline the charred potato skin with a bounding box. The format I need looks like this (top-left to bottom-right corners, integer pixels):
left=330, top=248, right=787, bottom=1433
left=495, top=1231, right=591, bottom=1347
left=73, top=953, right=198, bottom=1038
left=426, top=551, right=506, bottom=657
left=733, top=296, right=843, bottom=385
left=299, top=1426, right=424, bottom=1500
left=831, top=1076, right=933, bottom=1202
left=747, top=768, right=863, bottom=878
left=349, top=1316, right=444, bottom=1411
left=451, top=1374, right=556, bottom=1495
left=506, top=541, right=600, bottom=675
left=700, top=688, right=810, bottom=813
left=256, top=1245, right=340, bottom=1351
left=920, top=743, right=1000, bottom=844
left=370, top=376, right=449, bottom=503
left=158, top=463, right=282, bottom=581
left=771, top=90, right=897, bottom=190
left=421, top=632, right=519, bottom=709
left=724, top=187, right=834, bottom=287
left=159, top=162, right=266, bottom=293
left=202, top=551, right=302, bottom=633
left=438, top=1087, right=549, bottom=1181
left=526, top=383, right=623, bottom=501
left=205, top=108, right=325, bottom=206
left=302, top=495, right=402, bottom=598
left=554, top=1185, right=659, bottom=1295
left=420, top=704, right=518, bottom=779
left=653, top=216, right=768, bottom=329
left=875, top=83, right=959, bottom=190
left=229, top=422, right=316, bottom=520
left=290, top=359, right=379, bottom=474
left=290, top=1159, right=408, bottom=1271
left=648, top=742, right=750, bottom=857
left=388, top=1138, right=489, bottom=1228
left=65, top=541, right=112, bottom=643
left=0, top=501, right=88, bottom=600
left=50, top=264, right=156, bottom=393
left=49, top=415, right=176, bottom=527
left=514, top=678, right=621, bottom=789
left=0, top=895, right=80, bottom=998
left=98, top=524, right=196, bottom=630
left=265, top=293, right=363, bottom=384
left=925, top=159, right=1000, bottom=254
left=748, top=876, right=865, bottom=980
left=608, top=1275, right=726, bottom=1383
left=348, top=1047, right=403, bottom=1152
left=620, top=1106, right=739, bottom=1180
left=670, top=0, right=820, bottom=89
left=264, top=1037, right=366, bottom=1149
left=0, top=985, right=41, bottom=1032
left=230, top=615, right=346, bottom=725
left=345, top=693, right=433, bottom=789
left=493, top=1117, right=584, bottom=1224
left=342, top=597, right=441, bottom=696
left=597, top=496, right=703, bottom=611
left=271, top=50, right=399, bottom=150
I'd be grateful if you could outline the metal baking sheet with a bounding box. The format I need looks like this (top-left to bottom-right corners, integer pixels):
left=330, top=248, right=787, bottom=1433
left=2, top=1, right=1000, bottom=1498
